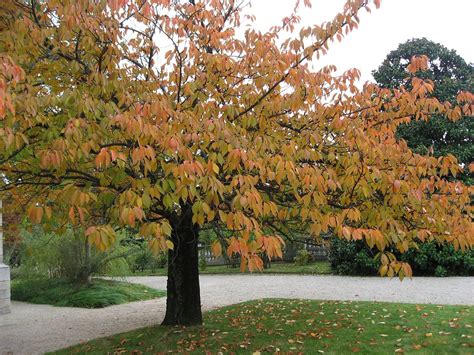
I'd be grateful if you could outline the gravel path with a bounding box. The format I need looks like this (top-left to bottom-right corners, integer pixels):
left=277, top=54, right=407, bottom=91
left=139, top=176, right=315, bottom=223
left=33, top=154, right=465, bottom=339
left=1, top=275, right=473, bottom=354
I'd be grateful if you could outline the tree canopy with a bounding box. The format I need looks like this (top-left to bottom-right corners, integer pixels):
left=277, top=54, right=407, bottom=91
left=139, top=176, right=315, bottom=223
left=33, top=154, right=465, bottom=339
left=373, top=38, right=473, bottom=182
left=0, top=0, right=473, bottom=325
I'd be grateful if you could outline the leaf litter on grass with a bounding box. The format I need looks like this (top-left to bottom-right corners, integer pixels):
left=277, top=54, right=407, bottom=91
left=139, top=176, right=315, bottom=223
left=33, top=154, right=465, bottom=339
left=55, top=299, right=474, bottom=354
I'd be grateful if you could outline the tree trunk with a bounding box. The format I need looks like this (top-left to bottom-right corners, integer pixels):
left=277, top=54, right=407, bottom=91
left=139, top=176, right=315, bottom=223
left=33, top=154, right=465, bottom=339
left=84, top=237, right=92, bottom=284
left=162, top=207, right=202, bottom=326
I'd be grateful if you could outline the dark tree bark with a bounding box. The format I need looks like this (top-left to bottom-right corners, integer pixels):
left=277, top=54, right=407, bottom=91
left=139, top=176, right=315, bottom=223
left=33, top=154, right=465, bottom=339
left=262, top=253, right=271, bottom=269
left=162, top=206, right=202, bottom=326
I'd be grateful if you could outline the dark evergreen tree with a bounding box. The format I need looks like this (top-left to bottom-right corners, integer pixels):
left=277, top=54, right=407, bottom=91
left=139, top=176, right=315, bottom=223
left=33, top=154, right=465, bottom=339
left=373, top=38, right=473, bottom=183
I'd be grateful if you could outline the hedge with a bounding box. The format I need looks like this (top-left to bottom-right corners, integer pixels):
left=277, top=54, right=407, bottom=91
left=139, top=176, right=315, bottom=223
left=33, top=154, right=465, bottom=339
left=328, top=238, right=474, bottom=277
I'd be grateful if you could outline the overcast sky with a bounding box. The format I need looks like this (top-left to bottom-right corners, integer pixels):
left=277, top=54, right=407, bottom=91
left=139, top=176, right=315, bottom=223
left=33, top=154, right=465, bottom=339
left=247, top=0, right=474, bottom=83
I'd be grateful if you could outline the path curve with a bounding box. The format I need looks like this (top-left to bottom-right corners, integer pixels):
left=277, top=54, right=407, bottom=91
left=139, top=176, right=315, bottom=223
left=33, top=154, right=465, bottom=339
left=1, top=275, right=473, bottom=354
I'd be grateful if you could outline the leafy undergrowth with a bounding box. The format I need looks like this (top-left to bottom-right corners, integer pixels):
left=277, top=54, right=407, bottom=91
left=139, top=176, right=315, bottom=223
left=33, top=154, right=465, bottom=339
left=128, top=261, right=332, bottom=276
left=55, top=299, right=473, bottom=354
left=12, top=278, right=165, bottom=308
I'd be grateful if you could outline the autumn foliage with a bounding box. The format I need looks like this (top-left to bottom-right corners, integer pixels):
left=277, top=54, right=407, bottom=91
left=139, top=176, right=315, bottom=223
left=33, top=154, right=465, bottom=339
left=0, top=0, right=473, bottom=285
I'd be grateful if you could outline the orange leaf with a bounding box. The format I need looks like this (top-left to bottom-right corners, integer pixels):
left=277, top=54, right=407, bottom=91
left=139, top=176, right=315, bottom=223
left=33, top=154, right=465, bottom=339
left=211, top=241, right=222, bottom=257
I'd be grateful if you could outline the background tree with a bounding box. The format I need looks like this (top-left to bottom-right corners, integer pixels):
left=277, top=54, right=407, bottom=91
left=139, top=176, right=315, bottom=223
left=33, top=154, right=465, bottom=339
left=1, top=0, right=473, bottom=326
left=373, top=38, right=474, bottom=183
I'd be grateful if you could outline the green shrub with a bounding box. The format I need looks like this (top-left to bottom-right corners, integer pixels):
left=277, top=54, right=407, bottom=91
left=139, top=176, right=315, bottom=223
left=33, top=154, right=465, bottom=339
left=130, top=246, right=167, bottom=273
left=150, top=253, right=167, bottom=271
left=199, top=257, right=207, bottom=271
left=435, top=266, right=448, bottom=277
left=294, top=249, right=312, bottom=266
left=13, top=227, right=133, bottom=283
left=328, top=239, right=378, bottom=276
left=399, top=242, right=473, bottom=276
left=328, top=238, right=474, bottom=276
left=132, top=248, right=154, bottom=272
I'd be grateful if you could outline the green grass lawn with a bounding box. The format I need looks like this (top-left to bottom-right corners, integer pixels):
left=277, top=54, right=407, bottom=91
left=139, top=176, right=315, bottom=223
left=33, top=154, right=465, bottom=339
left=130, top=261, right=332, bottom=276
left=11, top=278, right=165, bottom=308
left=54, top=299, right=473, bottom=354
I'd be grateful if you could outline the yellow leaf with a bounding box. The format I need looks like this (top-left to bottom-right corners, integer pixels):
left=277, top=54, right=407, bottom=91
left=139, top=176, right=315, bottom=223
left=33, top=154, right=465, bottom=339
left=342, top=226, right=351, bottom=240
left=202, top=202, right=211, bottom=214
left=148, top=239, right=160, bottom=255
left=161, top=222, right=172, bottom=236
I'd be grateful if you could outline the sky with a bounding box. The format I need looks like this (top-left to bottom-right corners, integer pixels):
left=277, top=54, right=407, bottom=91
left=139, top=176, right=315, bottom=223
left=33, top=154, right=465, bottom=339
left=247, top=0, right=474, bottom=83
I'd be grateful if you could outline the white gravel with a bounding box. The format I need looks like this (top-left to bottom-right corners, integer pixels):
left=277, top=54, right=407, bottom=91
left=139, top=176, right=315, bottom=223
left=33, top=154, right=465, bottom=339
left=1, top=275, right=473, bottom=354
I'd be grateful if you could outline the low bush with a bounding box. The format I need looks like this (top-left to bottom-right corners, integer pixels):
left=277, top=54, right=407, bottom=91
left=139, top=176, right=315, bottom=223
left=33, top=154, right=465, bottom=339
left=399, top=242, right=473, bottom=276
left=294, top=249, right=312, bottom=266
left=328, top=239, right=378, bottom=276
left=130, top=246, right=167, bottom=273
left=328, top=238, right=474, bottom=276
left=199, top=257, right=207, bottom=271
